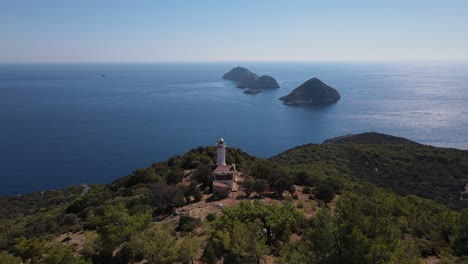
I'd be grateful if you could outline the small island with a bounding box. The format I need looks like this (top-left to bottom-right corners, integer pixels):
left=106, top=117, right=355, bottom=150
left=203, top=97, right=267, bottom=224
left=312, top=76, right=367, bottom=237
left=222, top=66, right=258, bottom=84
left=223, top=67, right=280, bottom=94
left=243, top=88, right=261, bottom=94
left=279, top=78, right=341, bottom=105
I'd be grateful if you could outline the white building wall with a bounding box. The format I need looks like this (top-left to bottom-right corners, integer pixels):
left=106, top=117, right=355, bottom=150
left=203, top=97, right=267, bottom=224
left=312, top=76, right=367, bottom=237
left=214, top=179, right=234, bottom=189
left=217, top=141, right=226, bottom=166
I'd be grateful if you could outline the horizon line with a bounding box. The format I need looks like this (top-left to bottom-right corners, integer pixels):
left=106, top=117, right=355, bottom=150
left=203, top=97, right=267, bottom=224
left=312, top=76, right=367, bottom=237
left=1, top=59, right=468, bottom=64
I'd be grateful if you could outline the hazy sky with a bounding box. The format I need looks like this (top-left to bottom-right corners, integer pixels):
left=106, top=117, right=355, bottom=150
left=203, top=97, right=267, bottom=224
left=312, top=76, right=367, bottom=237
left=1, top=0, right=467, bottom=62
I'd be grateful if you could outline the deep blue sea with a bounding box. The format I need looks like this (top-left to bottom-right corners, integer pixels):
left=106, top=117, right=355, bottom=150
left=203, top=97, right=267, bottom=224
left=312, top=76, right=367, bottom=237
left=1, top=62, right=467, bottom=195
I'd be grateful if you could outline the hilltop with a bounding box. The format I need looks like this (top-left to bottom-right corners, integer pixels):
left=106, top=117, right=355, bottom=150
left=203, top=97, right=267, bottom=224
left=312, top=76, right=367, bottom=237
left=322, top=131, right=420, bottom=145
left=272, top=132, right=468, bottom=209
left=222, top=66, right=258, bottom=84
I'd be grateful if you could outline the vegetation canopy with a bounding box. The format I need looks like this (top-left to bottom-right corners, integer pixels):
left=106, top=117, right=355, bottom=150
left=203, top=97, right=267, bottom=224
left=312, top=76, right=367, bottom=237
left=0, top=133, right=467, bottom=263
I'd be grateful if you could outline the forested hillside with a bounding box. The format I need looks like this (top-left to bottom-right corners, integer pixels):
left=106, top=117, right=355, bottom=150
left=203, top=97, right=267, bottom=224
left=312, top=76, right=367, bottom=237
left=0, top=133, right=467, bottom=263
left=272, top=133, right=468, bottom=209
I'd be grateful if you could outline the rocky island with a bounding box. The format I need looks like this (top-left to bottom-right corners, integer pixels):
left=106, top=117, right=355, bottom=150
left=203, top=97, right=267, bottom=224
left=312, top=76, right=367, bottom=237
left=222, top=66, right=258, bottom=84
left=243, top=88, right=261, bottom=94
left=279, top=78, right=341, bottom=105
left=223, top=66, right=280, bottom=94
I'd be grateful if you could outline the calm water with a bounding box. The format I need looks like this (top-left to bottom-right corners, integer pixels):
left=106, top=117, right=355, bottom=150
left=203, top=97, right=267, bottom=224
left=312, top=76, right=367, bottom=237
left=1, top=62, right=467, bottom=195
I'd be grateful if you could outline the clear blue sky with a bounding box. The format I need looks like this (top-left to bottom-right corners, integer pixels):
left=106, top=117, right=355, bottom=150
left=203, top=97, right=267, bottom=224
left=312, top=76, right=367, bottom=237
left=1, top=0, right=467, bottom=62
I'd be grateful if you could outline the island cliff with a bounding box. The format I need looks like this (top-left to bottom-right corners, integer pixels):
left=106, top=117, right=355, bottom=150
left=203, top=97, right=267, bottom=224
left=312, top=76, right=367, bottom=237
left=279, top=78, right=341, bottom=105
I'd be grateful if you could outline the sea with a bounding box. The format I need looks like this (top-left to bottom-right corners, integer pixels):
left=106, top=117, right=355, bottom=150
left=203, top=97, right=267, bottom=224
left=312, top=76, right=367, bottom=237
left=1, top=62, right=467, bottom=195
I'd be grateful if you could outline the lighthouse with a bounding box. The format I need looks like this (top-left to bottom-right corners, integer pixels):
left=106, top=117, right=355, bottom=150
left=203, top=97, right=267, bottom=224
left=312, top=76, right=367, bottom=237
left=217, top=138, right=226, bottom=166
left=212, top=137, right=237, bottom=197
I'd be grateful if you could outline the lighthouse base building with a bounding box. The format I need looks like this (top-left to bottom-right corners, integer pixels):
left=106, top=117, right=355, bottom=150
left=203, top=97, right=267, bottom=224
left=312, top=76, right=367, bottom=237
left=212, top=138, right=237, bottom=198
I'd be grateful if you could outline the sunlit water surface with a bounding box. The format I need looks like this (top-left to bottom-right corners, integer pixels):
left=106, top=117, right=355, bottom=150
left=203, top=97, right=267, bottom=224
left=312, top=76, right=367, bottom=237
left=1, top=62, right=467, bottom=194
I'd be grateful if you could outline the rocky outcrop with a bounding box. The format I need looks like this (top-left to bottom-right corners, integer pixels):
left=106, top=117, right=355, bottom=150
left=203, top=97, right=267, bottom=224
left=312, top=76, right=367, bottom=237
left=279, top=78, right=340, bottom=105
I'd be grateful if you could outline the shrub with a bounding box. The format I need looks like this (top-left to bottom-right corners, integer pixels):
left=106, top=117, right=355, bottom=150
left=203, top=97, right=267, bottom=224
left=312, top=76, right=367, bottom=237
left=315, top=184, right=335, bottom=205
left=178, top=216, right=200, bottom=232
left=63, top=213, right=79, bottom=226
left=303, top=186, right=312, bottom=194
left=166, top=169, right=184, bottom=185
left=206, top=213, right=216, bottom=222
left=297, top=201, right=304, bottom=209
left=193, top=188, right=203, bottom=202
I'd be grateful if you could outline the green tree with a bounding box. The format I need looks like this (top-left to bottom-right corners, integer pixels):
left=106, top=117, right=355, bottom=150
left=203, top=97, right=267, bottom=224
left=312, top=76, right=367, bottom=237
left=0, top=251, right=22, bottom=264
left=63, top=213, right=79, bottom=226
left=183, top=181, right=197, bottom=203
left=199, top=153, right=213, bottom=165
left=220, top=220, right=268, bottom=264
left=96, top=203, right=151, bottom=253
left=253, top=179, right=269, bottom=197
left=294, top=171, right=316, bottom=186
left=13, top=237, right=44, bottom=264
left=151, top=183, right=185, bottom=215
left=166, top=169, right=184, bottom=185
left=42, top=242, right=90, bottom=264
left=271, top=175, right=294, bottom=197
left=184, top=180, right=203, bottom=202
left=306, top=208, right=370, bottom=263
left=192, top=164, right=213, bottom=187
left=181, top=153, right=198, bottom=169
left=315, top=184, right=335, bottom=206
left=438, top=250, right=458, bottom=264
left=81, top=231, right=100, bottom=259
left=303, top=186, right=312, bottom=194
left=277, top=241, right=311, bottom=264
left=112, top=168, right=161, bottom=190
left=388, top=240, right=422, bottom=264
left=322, top=178, right=343, bottom=193
left=129, top=225, right=178, bottom=264
left=249, top=159, right=274, bottom=180
left=193, top=187, right=203, bottom=202
left=453, top=209, right=468, bottom=255
left=178, top=235, right=201, bottom=264
left=304, top=209, right=337, bottom=262
left=242, top=178, right=255, bottom=197
left=216, top=201, right=301, bottom=247
left=178, top=216, right=200, bottom=232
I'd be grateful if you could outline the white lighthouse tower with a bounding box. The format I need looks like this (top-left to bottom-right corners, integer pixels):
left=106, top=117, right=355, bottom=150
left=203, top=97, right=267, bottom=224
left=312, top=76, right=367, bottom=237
left=212, top=137, right=237, bottom=197
left=216, top=138, right=226, bottom=166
